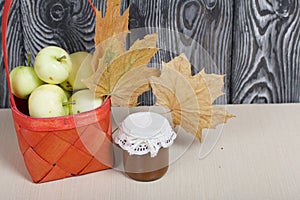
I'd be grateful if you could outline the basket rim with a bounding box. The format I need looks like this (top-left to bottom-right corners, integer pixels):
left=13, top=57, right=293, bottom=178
left=11, top=97, right=111, bottom=131
left=12, top=96, right=110, bottom=119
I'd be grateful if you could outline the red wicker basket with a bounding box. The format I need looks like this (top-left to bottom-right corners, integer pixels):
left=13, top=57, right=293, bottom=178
left=2, top=0, right=113, bottom=183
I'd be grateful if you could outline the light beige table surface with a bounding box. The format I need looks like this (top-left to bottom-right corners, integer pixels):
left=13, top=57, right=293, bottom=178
left=1, top=104, right=300, bottom=200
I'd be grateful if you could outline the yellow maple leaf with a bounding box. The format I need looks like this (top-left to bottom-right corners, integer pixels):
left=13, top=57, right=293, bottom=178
left=149, top=59, right=200, bottom=138
left=149, top=54, right=234, bottom=141
left=112, top=66, right=160, bottom=107
left=91, top=0, right=129, bottom=72
left=84, top=33, right=160, bottom=107
left=129, top=33, right=158, bottom=51
left=86, top=0, right=160, bottom=107
left=91, top=33, right=127, bottom=72
left=94, top=0, right=129, bottom=46
left=94, top=47, right=158, bottom=100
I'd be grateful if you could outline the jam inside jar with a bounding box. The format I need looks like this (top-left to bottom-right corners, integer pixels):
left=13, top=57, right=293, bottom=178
left=123, top=147, right=169, bottom=181
left=115, top=112, right=176, bottom=182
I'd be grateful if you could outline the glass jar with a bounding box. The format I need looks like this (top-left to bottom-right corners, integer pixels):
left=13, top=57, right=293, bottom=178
left=114, top=112, right=176, bottom=181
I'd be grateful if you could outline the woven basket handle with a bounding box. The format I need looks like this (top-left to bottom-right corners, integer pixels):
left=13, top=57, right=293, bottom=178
left=2, top=0, right=97, bottom=108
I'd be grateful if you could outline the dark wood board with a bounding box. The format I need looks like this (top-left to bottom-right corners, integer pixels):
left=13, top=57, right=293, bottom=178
left=231, top=0, right=300, bottom=103
left=1, top=0, right=300, bottom=107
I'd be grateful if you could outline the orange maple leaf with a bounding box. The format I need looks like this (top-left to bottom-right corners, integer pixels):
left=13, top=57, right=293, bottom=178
left=92, top=0, right=129, bottom=72
left=94, top=0, right=129, bottom=46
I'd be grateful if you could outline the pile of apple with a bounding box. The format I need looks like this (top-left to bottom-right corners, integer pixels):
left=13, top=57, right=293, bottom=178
left=10, top=46, right=103, bottom=118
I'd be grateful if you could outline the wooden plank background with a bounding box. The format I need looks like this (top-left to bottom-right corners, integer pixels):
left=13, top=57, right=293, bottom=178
left=0, top=0, right=300, bottom=108
left=231, top=0, right=300, bottom=103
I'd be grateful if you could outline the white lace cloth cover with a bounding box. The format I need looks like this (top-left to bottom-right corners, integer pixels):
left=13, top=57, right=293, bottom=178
left=114, top=112, right=177, bottom=157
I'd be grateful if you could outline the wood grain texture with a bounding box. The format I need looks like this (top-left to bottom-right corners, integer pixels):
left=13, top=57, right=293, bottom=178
left=20, top=0, right=94, bottom=56
left=231, top=0, right=300, bottom=103
left=1, top=0, right=300, bottom=107
left=129, top=0, right=233, bottom=105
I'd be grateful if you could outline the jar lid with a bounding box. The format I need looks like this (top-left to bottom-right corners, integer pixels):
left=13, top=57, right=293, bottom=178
left=114, top=112, right=177, bottom=157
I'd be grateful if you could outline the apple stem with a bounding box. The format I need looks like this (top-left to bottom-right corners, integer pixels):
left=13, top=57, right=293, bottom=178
left=57, top=55, right=67, bottom=62
left=63, top=100, right=75, bottom=106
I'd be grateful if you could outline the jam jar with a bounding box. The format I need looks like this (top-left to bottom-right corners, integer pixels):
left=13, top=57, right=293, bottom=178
left=114, top=112, right=176, bottom=181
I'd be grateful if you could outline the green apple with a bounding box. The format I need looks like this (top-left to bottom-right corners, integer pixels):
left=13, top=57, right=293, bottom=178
left=34, top=46, right=72, bottom=84
left=28, top=84, right=69, bottom=118
left=9, top=66, right=44, bottom=99
left=60, top=51, right=93, bottom=91
left=69, top=89, right=103, bottom=114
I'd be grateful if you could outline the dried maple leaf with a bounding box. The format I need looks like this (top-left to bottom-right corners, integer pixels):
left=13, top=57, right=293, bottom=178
left=92, top=33, right=158, bottom=72
left=84, top=33, right=160, bottom=107
left=92, top=0, right=129, bottom=72
left=149, top=54, right=234, bottom=141
left=129, top=33, right=158, bottom=51
left=112, top=66, right=160, bottom=107
left=149, top=65, right=200, bottom=136
left=94, top=47, right=158, bottom=104
left=198, top=70, right=225, bottom=104
left=92, top=33, right=127, bottom=72
left=94, top=0, right=129, bottom=46
left=87, top=0, right=159, bottom=107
